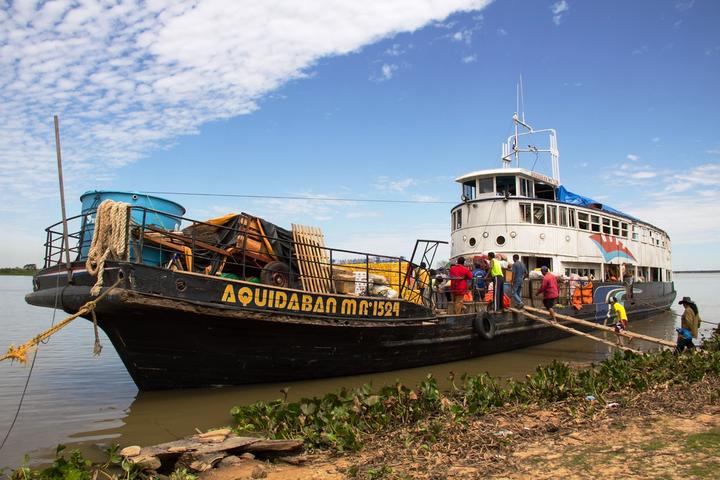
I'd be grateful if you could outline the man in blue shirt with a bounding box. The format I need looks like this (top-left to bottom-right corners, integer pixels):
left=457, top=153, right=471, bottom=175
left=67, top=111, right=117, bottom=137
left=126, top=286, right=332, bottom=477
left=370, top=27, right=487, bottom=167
left=510, top=254, right=527, bottom=308
left=472, top=261, right=486, bottom=302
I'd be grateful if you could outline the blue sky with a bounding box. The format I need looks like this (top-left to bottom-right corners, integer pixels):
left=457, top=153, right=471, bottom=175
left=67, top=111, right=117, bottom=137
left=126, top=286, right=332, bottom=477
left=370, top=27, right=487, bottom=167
left=1, top=0, right=719, bottom=270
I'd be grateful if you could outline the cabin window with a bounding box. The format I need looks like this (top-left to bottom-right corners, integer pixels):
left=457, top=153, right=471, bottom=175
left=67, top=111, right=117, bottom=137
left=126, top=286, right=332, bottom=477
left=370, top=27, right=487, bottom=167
left=612, top=219, right=620, bottom=236
left=590, top=214, right=601, bottom=233
left=478, top=178, right=494, bottom=194
left=520, top=202, right=532, bottom=223
left=452, top=210, right=462, bottom=230
left=578, top=212, right=589, bottom=230
left=622, top=222, right=629, bottom=238
left=546, top=205, right=558, bottom=225
left=462, top=180, right=476, bottom=200
left=535, top=182, right=555, bottom=200
left=569, top=208, right=576, bottom=228
left=565, top=267, right=597, bottom=278
left=559, top=206, right=568, bottom=226
left=519, top=178, right=534, bottom=197
left=496, top=176, right=517, bottom=197
left=602, top=217, right=611, bottom=234
left=533, top=203, right=545, bottom=224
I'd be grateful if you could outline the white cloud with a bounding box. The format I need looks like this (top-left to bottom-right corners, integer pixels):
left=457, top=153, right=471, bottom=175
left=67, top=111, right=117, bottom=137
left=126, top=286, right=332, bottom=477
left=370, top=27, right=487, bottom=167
left=461, top=54, right=477, bottom=63
left=626, top=154, right=640, bottom=161
left=497, top=28, right=507, bottom=36
left=675, top=0, right=695, bottom=11
left=550, top=0, right=568, bottom=26
left=385, top=43, right=406, bottom=56
left=707, top=149, right=720, bottom=155
left=629, top=171, right=656, bottom=179
left=626, top=163, right=720, bottom=245
left=652, top=137, right=661, bottom=143
left=0, top=0, right=493, bottom=206
left=632, top=45, right=649, bottom=56
left=372, top=63, right=399, bottom=81
left=373, top=177, right=417, bottom=192
left=451, top=29, right=473, bottom=44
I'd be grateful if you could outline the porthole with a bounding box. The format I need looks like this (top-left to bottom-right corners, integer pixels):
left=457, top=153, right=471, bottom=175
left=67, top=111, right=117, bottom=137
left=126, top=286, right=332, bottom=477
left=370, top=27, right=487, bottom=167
left=469, top=237, right=476, bottom=246
left=482, top=232, right=489, bottom=238
left=510, top=231, right=517, bottom=238
left=496, top=235, right=506, bottom=246
left=132, top=194, right=139, bottom=200
left=565, top=235, right=571, bottom=242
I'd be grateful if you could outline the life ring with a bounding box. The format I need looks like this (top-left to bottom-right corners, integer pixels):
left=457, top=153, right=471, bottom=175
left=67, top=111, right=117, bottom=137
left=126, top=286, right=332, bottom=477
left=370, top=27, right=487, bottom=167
left=474, top=313, right=496, bottom=340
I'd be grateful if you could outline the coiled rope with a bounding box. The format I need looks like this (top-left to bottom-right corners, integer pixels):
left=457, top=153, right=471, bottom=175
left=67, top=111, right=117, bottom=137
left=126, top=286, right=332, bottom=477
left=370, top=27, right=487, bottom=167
left=86, top=200, right=130, bottom=296
left=0, top=278, right=122, bottom=364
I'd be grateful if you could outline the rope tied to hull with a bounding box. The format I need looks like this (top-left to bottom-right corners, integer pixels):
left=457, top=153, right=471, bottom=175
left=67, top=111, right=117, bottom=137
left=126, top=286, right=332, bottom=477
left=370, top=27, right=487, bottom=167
left=86, top=200, right=130, bottom=296
left=0, top=278, right=122, bottom=364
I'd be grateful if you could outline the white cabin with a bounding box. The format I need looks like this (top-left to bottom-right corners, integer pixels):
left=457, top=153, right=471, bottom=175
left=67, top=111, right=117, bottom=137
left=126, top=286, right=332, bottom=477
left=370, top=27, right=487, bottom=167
left=449, top=115, right=672, bottom=283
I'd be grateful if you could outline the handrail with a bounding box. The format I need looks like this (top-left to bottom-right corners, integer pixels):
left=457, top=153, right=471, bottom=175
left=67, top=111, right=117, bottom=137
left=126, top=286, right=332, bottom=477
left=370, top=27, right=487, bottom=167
left=39, top=206, right=439, bottom=301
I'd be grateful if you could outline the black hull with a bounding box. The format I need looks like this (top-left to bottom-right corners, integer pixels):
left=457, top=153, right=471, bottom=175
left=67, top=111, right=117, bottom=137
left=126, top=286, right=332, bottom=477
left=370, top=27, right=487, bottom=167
left=26, top=262, right=676, bottom=390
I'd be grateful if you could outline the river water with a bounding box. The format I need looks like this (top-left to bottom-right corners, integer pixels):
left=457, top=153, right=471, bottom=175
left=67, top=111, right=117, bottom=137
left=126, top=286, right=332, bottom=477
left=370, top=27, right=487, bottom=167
left=0, top=273, right=717, bottom=468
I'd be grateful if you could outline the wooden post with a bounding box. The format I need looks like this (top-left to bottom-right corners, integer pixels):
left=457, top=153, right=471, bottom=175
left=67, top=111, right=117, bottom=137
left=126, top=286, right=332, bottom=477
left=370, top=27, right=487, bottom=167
left=523, top=305, right=675, bottom=348
left=509, top=307, right=642, bottom=354
left=54, top=115, right=72, bottom=282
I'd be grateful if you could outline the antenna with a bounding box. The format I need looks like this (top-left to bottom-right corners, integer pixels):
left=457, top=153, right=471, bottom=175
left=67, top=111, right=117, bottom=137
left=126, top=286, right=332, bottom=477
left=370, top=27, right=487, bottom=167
left=519, top=75, right=525, bottom=123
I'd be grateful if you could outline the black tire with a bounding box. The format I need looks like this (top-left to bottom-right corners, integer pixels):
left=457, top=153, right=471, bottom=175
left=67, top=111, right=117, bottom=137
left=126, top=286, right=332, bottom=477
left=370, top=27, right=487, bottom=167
left=260, top=261, right=290, bottom=288
left=474, top=313, right=497, bottom=340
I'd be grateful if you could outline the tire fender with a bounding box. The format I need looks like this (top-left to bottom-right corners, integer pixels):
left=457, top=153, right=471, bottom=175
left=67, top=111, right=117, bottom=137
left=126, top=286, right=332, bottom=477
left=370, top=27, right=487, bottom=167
left=474, top=312, right=497, bottom=340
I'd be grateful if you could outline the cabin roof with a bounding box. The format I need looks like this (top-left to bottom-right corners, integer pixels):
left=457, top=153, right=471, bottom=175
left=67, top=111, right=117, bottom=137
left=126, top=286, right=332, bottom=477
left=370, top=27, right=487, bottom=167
left=455, top=167, right=558, bottom=186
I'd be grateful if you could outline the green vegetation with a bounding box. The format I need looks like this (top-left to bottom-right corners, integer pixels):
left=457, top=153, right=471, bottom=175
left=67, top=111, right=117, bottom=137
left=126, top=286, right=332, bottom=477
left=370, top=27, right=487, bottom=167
left=0, top=266, right=37, bottom=276
left=231, top=330, right=720, bottom=452
left=6, top=444, right=196, bottom=480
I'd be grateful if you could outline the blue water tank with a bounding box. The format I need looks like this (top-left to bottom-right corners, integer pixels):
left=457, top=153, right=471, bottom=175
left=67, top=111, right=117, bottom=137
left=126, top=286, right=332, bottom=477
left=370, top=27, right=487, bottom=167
left=78, top=191, right=186, bottom=266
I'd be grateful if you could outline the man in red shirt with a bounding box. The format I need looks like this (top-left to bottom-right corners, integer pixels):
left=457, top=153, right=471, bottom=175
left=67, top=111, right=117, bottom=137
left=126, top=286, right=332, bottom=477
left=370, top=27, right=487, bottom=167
left=449, top=257, right=473, bottom=314
left=536, top=266, right=559, bottom=323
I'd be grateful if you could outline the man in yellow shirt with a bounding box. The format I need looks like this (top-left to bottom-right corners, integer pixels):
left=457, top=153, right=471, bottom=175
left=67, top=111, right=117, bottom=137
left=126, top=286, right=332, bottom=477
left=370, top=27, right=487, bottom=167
left=486, top=252, right=504, bottom=312
left=607, top=297, right=629, bottom=345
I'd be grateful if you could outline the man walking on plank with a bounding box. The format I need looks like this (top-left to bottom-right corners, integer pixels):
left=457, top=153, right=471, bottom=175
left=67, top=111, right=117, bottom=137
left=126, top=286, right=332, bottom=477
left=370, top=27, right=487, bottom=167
left=536, top=266, right=558, bottom=323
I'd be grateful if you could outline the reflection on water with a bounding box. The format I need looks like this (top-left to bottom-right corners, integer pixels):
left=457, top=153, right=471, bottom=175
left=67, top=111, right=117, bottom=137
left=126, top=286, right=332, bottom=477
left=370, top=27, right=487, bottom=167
left=0, top=273, right=717, bottom=467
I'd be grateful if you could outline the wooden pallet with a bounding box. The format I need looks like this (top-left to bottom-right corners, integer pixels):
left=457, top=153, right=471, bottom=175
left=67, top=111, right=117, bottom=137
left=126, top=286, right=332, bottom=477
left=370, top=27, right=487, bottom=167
left=291, top=224, right=333, bottom=293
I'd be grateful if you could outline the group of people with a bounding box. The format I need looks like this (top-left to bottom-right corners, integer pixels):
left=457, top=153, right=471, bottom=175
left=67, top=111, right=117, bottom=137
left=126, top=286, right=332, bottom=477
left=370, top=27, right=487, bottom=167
left=438, top=254, right=560, bottom=319
left=427, top=257, right=707, bottom=352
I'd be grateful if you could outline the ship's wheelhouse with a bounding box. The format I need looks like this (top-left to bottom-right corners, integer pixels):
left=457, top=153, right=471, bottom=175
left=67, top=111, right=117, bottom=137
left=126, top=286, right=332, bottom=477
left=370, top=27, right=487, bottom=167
left=450, top=168, right=672, bottom=283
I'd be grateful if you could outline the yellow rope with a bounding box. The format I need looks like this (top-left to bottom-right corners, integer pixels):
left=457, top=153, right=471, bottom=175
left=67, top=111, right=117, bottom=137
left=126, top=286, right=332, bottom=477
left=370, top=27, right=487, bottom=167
left=1, top=278, right=122, bottom=364
left=86, top=200, right=130, bottom=296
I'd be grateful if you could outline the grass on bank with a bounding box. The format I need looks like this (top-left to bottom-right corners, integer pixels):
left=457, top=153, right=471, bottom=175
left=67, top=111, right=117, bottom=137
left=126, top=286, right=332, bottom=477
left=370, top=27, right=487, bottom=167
left=230, top=334, right=720, bottom=452
left=6, top=329, right=720, bottom=479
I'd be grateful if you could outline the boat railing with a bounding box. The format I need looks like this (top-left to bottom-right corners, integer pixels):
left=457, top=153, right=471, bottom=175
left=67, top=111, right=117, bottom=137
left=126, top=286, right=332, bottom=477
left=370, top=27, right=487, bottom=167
left=41, top=207, right=435, bottom=306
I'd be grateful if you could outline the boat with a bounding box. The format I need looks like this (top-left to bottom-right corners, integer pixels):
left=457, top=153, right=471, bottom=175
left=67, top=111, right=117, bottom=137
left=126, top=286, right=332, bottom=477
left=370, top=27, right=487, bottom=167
left=24, top=112, right=675, bottom=390
left=450, top=111, right=675, bottom=314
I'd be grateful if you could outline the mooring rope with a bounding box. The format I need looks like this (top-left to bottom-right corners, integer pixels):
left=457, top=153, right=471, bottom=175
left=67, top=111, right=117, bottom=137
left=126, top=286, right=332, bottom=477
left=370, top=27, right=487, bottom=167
left=86, top=200, right=130, bottom=296
left=0, top=278, right=122, bottom=364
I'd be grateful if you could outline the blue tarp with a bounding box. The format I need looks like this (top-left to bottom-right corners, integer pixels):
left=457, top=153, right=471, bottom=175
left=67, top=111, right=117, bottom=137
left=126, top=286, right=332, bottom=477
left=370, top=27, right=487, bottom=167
left=556, top=186, right=637, bottom=220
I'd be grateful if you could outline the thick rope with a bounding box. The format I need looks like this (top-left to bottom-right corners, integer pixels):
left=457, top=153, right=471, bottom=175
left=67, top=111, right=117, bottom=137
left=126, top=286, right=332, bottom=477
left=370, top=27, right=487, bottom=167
left=86, top=200, right=130, bottom=296
left=0, top=278, right=122, bottom=364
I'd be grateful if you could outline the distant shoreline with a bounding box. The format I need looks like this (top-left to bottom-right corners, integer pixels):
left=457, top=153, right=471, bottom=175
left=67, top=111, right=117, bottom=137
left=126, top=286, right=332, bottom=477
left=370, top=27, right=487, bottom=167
left=0, top=269, right=37, bottom=276
left=674, top=270, right=720, bottom=274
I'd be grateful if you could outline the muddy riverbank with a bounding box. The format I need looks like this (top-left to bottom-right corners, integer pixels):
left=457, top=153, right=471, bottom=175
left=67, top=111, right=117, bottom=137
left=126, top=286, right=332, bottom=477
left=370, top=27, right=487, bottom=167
left=202, top=374, right=719, bottom=479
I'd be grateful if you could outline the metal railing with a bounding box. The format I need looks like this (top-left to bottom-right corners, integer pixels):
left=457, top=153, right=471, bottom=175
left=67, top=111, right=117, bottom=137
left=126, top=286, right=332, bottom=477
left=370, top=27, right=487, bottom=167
left=41, top=207, right=441, bottom=305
